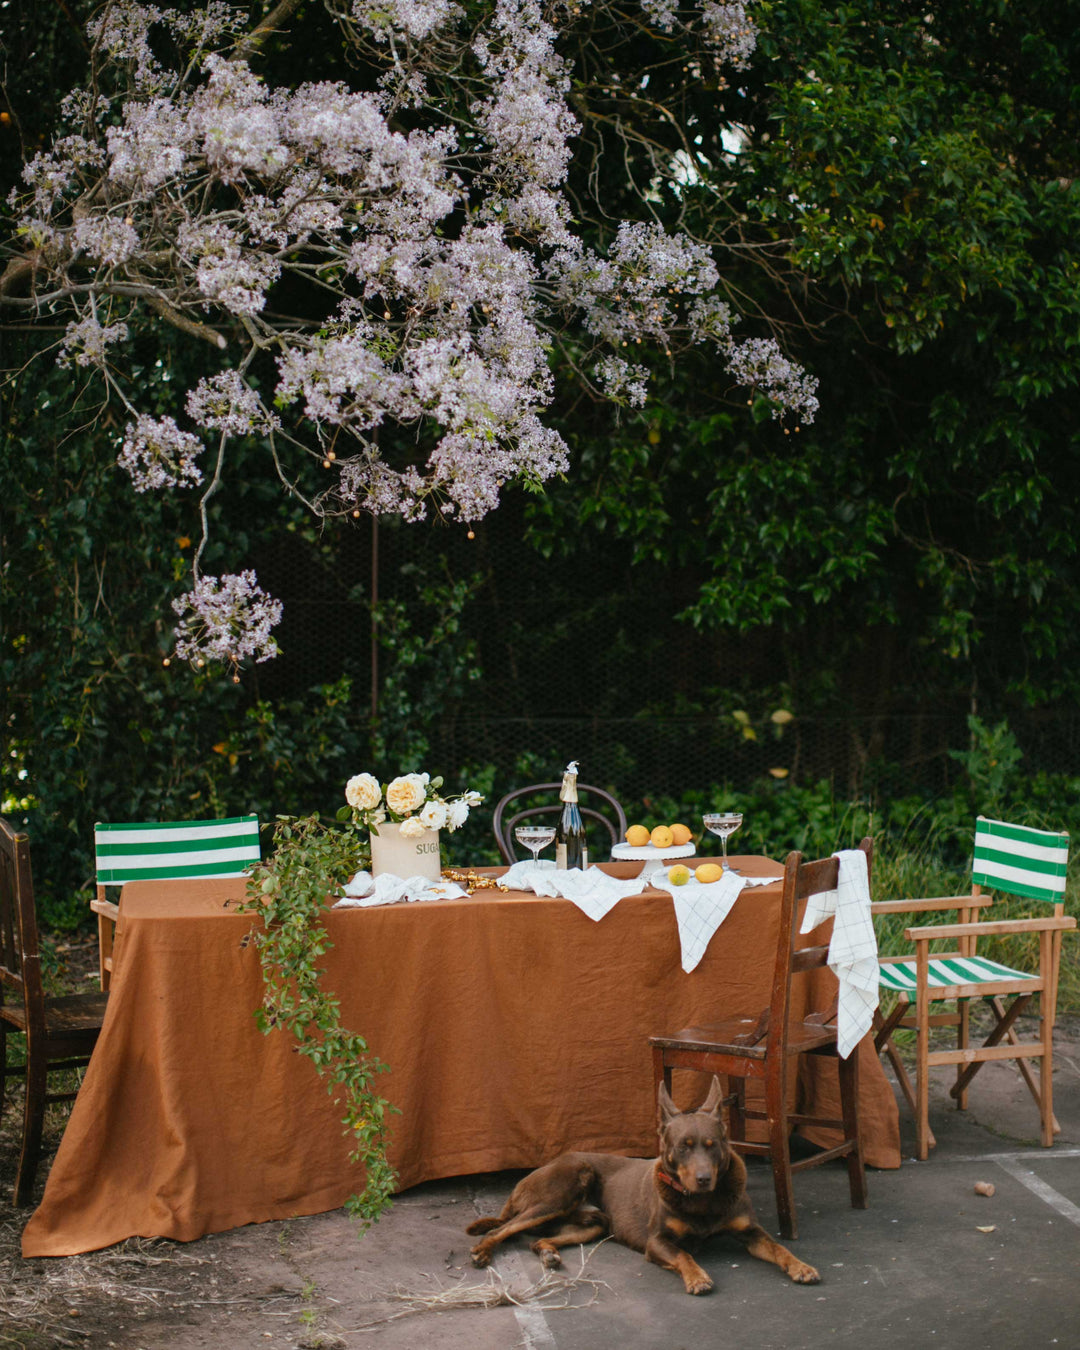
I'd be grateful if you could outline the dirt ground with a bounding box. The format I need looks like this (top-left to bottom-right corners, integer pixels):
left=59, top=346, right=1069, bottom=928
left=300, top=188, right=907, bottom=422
left=4, top=936, right=1079, bottom=1350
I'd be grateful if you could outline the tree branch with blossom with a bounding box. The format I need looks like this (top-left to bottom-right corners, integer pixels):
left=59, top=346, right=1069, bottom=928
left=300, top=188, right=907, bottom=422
left=2, top=0, right=816, bottom=674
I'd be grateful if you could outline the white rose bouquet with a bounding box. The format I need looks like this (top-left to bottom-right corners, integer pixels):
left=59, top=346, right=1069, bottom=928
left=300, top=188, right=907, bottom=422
left=342, top=771, right=482, bottom=838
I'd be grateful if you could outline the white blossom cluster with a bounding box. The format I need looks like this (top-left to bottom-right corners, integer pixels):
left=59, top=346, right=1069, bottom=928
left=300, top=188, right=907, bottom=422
left=699, top=2, right=758, bottom=69
left=5, top=0, right=806, bottom=673
left=186, top=371, right=280, bottom=437
left=724, top=337, right=820, bottom=422
left=172, top=571, right=283, bottom=669
left=117, top=415, right=205, bottom=492
left=58, top=314, right=130, bottom=368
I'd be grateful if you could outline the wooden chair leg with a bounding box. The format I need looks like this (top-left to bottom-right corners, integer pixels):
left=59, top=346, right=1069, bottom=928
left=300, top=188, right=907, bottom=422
left=97, top=912, right=113, bottom=992
left=651, top=1047, right=671, bottom=1104
left=915, top=979, right=931, bottom=1162
left=838, top=1049, right=868, bottom=1211
left=14, top=1053, right=47, bottom=1207
left=765, top=1070, right=796, bottom=1240
left=726, top=1075, right=746, bottom=1146
left=956, top=998, right=970, bottom=1110
left=988, top=995, right=1061, bottom=1134
left=873, top=1005, right=935, bottom=1147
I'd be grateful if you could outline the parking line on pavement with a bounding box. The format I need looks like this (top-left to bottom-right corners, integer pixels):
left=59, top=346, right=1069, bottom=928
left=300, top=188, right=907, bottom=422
left=469, top=1186, right=558, bottom=1350
left=993, top=1157, right=1080, bottom=1229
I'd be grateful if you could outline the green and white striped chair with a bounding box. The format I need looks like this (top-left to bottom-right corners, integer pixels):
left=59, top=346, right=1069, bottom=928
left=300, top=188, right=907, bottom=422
left=873, top=817, right=1074, bottom=1160
left=92, top=815, right=261, bottom=989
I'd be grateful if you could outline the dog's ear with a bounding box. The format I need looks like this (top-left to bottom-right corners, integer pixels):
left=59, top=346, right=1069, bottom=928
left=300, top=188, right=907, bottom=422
left=700, top=1075, right=725, bottom=1120
left=657, top=1080, right=680, bottom=1126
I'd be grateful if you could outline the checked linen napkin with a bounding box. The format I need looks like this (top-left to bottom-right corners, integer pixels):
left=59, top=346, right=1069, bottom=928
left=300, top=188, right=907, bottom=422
left=798, top=848, right=879, bottom=1058
left=651, top=870, right=781, bottom=973
left=334, top=871, right=469, bottom=907
left=502, top=859, right=649, bottom=920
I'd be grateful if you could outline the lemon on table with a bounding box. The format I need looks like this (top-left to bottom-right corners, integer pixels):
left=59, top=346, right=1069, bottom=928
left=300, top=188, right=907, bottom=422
left=625, top=824, right=650, bottom=847
left=669, top=823, right=693, bottom=846
left=650, top=824, right=674, bottom=849
left=667, top=864, right=691, bottom=886
left=695, top=863, right=723, bottom=884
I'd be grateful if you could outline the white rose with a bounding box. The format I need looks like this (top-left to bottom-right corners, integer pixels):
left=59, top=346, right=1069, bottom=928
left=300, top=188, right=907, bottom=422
left=386, top=773, right=428, bottom=815
left=463, top=790, right=483, bottom=807
left=446, top=800, right=469, bottom=830
left=345, top=772, right=382, bottom=811
left=398, top=814, right=426, bottom=838
left=419, top=800, right=448, bottom=830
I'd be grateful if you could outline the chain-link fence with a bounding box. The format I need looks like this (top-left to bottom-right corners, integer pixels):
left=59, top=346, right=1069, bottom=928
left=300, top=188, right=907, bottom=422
left=250, top=506, right=1079, bottom=803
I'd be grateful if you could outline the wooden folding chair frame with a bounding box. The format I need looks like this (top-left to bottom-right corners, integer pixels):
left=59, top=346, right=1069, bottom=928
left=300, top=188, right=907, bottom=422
left=872, top=820, right=1075, bottom=1160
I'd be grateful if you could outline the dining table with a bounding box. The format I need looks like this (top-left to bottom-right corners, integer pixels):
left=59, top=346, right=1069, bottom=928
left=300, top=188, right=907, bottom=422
left=21, top=855, right=899, bottom=1257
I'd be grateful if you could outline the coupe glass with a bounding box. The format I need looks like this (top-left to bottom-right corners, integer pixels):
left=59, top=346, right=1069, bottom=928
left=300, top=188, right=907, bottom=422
left=702, top=811, right=743, bottom=872
left=515, top=824, right=556, bottom=865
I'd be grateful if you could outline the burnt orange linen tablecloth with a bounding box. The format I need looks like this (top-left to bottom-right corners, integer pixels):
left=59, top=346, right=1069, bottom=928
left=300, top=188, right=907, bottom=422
left=22, top=857, right=899, bottom=1256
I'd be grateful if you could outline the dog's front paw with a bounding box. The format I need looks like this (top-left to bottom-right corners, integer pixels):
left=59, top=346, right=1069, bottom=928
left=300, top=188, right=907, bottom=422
left=530, top=1240, right=563, bottom=1270
left=788, top=1261, right=819, bottom=1284
left=470, top=1245, right=492, bottom=1268
left=684, top=1273, right=714, bottom=1296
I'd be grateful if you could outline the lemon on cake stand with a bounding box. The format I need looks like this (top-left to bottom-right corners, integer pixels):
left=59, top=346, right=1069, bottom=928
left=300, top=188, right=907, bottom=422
left=611, top=823, right=696, bottom=881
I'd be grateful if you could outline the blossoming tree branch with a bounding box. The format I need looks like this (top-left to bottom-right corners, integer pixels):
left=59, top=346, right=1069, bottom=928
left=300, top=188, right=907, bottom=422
left=2, top=0, right=818, bottom=675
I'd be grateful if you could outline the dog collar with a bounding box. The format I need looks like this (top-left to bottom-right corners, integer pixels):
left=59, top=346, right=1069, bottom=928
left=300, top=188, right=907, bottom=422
left=656, top=1167, right=688, bottom=1195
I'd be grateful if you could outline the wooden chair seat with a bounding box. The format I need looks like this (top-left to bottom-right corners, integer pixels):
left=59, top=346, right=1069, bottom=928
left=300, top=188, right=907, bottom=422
left=650, top=840, right=873, bottom=1241
left=650, top=1018, right=841, bottom=1060
left=2, top=991, right=109, bottom=1041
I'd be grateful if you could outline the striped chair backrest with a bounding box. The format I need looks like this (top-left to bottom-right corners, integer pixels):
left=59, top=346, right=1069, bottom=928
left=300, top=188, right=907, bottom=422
left=972, top=816, right=1069, bottom=903
left=95, top=815, right=261, bottom=885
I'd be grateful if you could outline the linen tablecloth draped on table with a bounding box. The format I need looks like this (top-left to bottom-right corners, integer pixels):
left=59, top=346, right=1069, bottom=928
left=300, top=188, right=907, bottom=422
left=22, top=861, right=899, bottom=1258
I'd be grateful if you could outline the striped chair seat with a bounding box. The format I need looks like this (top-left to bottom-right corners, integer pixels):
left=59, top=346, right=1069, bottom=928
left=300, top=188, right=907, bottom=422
left=878, top=954, right=1034, bottom=995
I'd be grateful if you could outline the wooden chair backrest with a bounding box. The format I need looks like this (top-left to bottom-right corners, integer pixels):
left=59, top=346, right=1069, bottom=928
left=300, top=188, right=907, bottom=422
left=492, top=783, right=628, bottom=863
left=0, top=818, right=45, bottom=1038
left=767, top=838, right=874, bottom=1047
left=94, top=814, right=261, bottom=904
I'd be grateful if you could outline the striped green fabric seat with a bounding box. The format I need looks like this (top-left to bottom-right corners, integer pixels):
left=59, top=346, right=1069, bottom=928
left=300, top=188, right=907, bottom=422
left=95, top=815, right=261, bottom=884
left=973, top=816, right=1068, bottom=902
left=879, top=954, right=1034, bottom=995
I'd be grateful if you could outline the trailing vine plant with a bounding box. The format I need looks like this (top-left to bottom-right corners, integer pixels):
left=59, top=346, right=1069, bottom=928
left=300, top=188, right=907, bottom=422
left=239, top=814, right=398, bottom=1227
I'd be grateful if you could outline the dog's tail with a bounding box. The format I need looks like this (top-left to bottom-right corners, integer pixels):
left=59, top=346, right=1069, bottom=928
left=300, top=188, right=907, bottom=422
left=465, top=1216, right=502, bottom=1235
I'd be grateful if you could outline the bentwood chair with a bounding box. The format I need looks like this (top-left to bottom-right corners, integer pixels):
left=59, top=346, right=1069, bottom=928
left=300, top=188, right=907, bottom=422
left=492, top=783, right=628, bottom=863
left=650, top=839, right=873, bottom=1240
left=1, top=819, right=108, bottom=1205
left=92, top=814, right=261, bottom=988
left=872, top=816, right=1074, bottom=1160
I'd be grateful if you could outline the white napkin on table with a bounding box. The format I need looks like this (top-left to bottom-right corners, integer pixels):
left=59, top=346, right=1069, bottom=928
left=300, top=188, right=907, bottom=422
left=652, top=871, right=746, bottom=973
left=334, top=871, right=468, bottom=907
left=502, top=859, right=649, bottom=920
left=798, top=848, right=879, bottom=1058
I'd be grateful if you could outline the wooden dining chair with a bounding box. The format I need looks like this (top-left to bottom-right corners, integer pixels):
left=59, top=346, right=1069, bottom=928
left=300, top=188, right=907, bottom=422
left=649, top=839, right=872, bottom=1241
left=872, top=816, right=1074, bottom=1160
left=92, top=814, right=261, bottom=989
left=492, top=783, right=628, bottom=863
left=1, top=818, right=109, bottom=1205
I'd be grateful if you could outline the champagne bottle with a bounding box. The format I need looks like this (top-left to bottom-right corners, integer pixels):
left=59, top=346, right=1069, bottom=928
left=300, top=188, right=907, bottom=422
left=554, top=760, right=588, bottom=871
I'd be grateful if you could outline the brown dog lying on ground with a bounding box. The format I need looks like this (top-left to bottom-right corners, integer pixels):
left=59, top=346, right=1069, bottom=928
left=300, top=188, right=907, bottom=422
left=467, top=1077, right=819, bottom=1295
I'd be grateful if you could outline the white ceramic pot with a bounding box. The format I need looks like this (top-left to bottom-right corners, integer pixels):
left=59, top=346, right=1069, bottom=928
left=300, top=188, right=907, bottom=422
left=369, top=822, right=443, bottom=881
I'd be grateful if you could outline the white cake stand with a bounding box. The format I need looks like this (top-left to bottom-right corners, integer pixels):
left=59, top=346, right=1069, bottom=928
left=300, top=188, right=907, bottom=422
left=610, top=841, right=695, bottom=880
